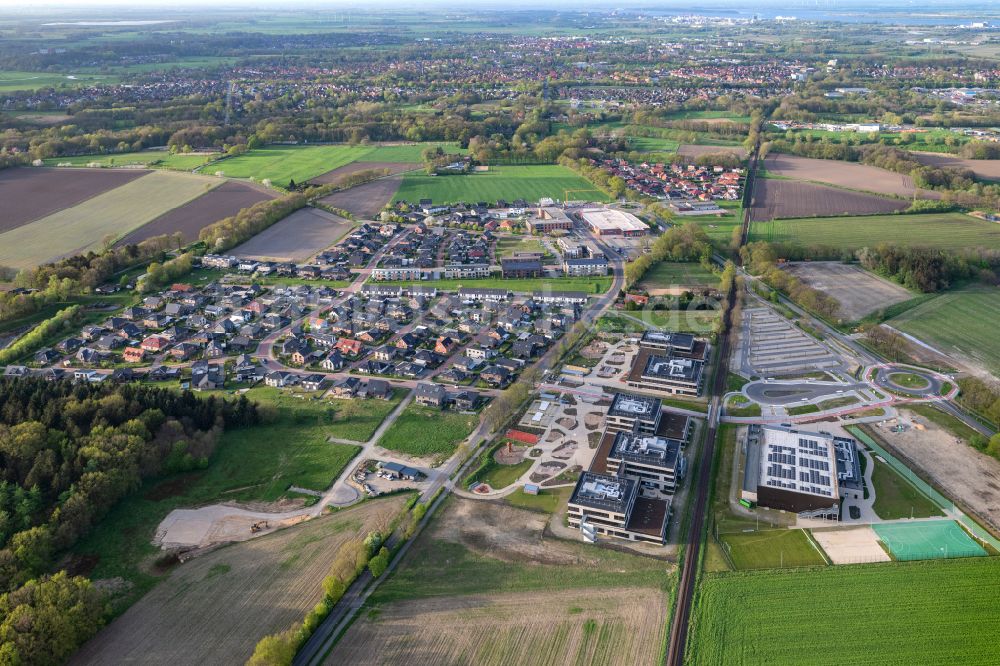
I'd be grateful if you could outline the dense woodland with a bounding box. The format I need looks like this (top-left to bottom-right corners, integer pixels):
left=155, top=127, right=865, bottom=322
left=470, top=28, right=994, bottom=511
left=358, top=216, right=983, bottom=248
left=0, top=378, right=258, bottom=664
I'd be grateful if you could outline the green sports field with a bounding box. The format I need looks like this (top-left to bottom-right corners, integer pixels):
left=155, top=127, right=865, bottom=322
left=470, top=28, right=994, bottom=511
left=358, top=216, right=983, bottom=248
left=209, top=145, right=374, bottom=184
left=392, top=165, right=612, bottom=204
left=718, top=529, right=827, bottom=569
left=638, top=261, right=718, bottom=289
left=0, top=70, right=118, bottom=92
left=874, top=520, right=987, bottom=561
left=751, top=212, right=1000, bottom=252
left=689, top=557, right=1000, bottom=665
left=888, top=287, right=1000, bottom=377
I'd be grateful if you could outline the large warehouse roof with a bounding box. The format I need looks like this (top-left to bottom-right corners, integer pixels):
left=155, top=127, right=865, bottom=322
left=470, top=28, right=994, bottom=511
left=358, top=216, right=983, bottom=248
left=580, top=208, right=648, bottom=233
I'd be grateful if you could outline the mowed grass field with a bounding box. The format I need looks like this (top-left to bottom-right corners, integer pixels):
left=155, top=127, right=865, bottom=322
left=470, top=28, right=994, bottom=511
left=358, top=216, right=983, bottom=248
left=45, top=150, right=221, bottom=170
left=888, top=287, right=1000, bottom=377
left=392, top=165, right=612, bottom=204
left=378, top=403, right=478, bottom=460
left=72, top=497, right=409, bottom=665
left=0, top=69, right=117, bottom=91
left=688, top=558, right=1000, bottom=665
left=718, top=529, right=828, bottom=570
left=752, top=213, right=1000, bottom=252
left=208, top=142, right=461, bottom=184
left=639, top=261, right=718, bottom=290
left=0, top=171, right=219, bottom=269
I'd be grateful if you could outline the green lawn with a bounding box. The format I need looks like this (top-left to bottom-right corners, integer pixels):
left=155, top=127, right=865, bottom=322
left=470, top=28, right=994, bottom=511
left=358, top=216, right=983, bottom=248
left=496, top=236, right=550, bottom=258
left=626, top=136, right=680, bottom=153
left=43, top=150, right=221, bottom=170
left=787, top=403, right=820, bottom=416
left=503, top=486, right=572, bottom=514
left=378, top=404, right=478, bottom=460
left=392, top=165, right=612, bottom=204
left=870, top=457, right=945, bottom=520
left=373, top=276, right=612, bottom=294
left=718, top=529, right=827, bottom=570
left=689, top=558, right=1000, bottom=665
left=241, top=386, right=404, bottom=442
left=478, top=457, right=534, bottom=489
left=752, top=213, right=1000, bottom=252
left=889, top=287, right=1000, bottom=377
left=638, top=261, right=718, bottom=289
left=0, top=69, right=118, bottom=91
left=362, top=142, right=462, bottom=162
left=627, top=309, right=720, bottom=334
left=887, top=372, right=930, bottom=390
left=210, top=144, right=375, bottom=184
left=690, top=202, right=743, bottom=250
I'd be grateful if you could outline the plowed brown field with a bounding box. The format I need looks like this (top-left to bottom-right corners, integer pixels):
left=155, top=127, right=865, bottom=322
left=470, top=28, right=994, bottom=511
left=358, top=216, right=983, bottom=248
left=764, top=154, right=940, bottom=199
left=752, top=179, right=908, bottom=221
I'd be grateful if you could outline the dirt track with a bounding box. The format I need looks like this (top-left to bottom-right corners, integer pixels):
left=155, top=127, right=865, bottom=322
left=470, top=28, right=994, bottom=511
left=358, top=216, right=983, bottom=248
left=765, top=154, right=941, bottom=199
left=783, top=262, right=912, bottom=321
left=0, top=167, right=147, bottom=232
left=326, top=588, right=667, bottom=666
left=71, top=497, right=407, bottom=666
left=752, top=179, right=907, bottom=222
left=117, top=180, right=275, bottom=245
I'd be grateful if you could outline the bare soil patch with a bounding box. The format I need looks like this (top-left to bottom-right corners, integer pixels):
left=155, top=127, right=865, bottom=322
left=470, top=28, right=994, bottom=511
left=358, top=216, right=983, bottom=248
left=556, top=417, right=578, bottom=430
left=231, top=207, right=353, bottom=262
left=72, top=497, right=407, bottom=666
left=118, top=181, right=275, bottom=245
left=912, top=152, right=1000, bottom=182
left=765, top=154, right=940, bottom=199
left=494, top=445, right=525, bottom=465
left=0, top=167, right=147, bottom=231
left=579, top=340, right=608, bottom=359
left=783, top=262, right=912, bottom=321
left=873, top=412, right=1000, bottom=534
left=319, top=175, right=403, bottom=219
left=432, top=498, right=600, bottom=566
left=326, top=588, right=668, bottom=666
left=310, top=161, right=414, bottom=184
left=584, top=412, right=604, bottom=430
left=812, top=526, right=890, bottom=564
left=752, top=178, right=908, bottom=221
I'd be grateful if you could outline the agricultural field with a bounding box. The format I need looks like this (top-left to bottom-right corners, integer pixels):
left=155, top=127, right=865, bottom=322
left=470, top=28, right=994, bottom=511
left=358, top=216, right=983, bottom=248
left=210, top=145, right=374, bottom=184
left=688, top=558, right=1000, bottom=665
left=911, top=151, right=1000, bottom=182
left=117, top=180, right=275, bottom=245
left=676, top=144, right=748, bottom=161
left=626, top=136, right=680, bottom=153
left=782, top=262, right=913, bottom=321
left=0, top=167, right=147, bottom=231
left=378, top=404, right=478, bottom=460
left=318, top=176, right=404, bottom=218
left=751, top=179, right=908, bottom=221
left=230, top=207, right=354, bottom=262
left=44, top=150, right=221, bottom=170
left=392, top=165, right=612, bottom=204
left=751, top=213, right=1000, bottom=253
left=0, top=171, right=219, bottom=269
left=329, top=498, right=672, bottom=665
left=71, top=497, right=408, bottom=665
left=638, top=261, right=718, bottom=292
left=888, top=287, right=1000, bottom=378
left=0, top=69, right=117, bottom=91
left=763, top=154, right=940, bottom=199
left=373, top=276, right=613, bottom=294
left=310, top=160, right=415, bottom=184
left=361, top=142, right=462, bottom=162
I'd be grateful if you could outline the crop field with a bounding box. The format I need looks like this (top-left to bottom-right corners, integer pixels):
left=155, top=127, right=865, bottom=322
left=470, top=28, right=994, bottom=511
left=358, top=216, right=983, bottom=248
left=327, top=589, right=667, bottom=666
left=718, top=529, right=828, bottom=570
left=44, top=150, right=221, bottom=170
left=392, top=165, right=612, bottom=204
left=752, top=179, right=907, bottom=221
left=230, top=207, right=353, bottom=261
left=626, top=136, right=680, bottom=153
left=71, top=497, right=408, bottom=666
left=331, top=498, right=673, bottom=665
left=912, top=152, right=1000, bottom=182
left=638, top=261, right=718, bottom=291
left=0, top=167, right=147, bottom=231
left=888, top=287, right=1000, bottom=377
left=688, top=557, right=1000, bottom=665
left=377, top=404, right=478, bottom=460
left=319, top=175, right=404, bottom=218
left=117, top=181, right=275, bottom=245
left=310, top=160, right=415, bottom=184
left=782, top=262, right=912, bottom=321
left=0, top=171, right=219, bottom=269
left=677, top=144, right=748, bottom=161
left=763, top=154, right=940, bottom=199
left=751, top=213, right=1000, bottom=253
left=211, top=145, right=374, bottom=184
left=0, top=69, right=117, bottom=91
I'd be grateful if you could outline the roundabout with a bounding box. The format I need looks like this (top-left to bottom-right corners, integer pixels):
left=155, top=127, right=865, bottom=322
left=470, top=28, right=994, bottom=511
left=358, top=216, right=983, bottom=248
left=871, top=364, right=951, bottom=398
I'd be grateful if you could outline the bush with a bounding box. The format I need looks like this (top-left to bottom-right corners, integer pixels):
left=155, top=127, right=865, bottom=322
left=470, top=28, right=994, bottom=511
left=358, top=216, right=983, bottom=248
left=368, top=546, right=390, bottom=578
